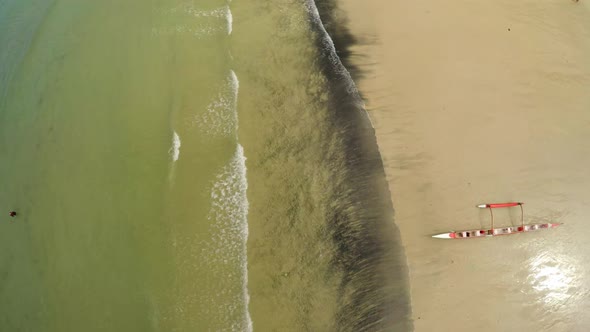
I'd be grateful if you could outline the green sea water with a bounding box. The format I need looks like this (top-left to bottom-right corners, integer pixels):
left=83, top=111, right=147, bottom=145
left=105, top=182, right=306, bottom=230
left=0, top=0, right=411, bottom=331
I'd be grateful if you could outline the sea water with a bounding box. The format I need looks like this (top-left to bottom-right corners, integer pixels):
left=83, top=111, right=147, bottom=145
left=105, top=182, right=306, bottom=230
left=0, top=0, right=411, bottom=330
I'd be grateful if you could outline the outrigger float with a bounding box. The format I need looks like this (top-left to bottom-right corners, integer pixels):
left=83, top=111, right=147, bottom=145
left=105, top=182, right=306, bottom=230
left=432, top=202, right=561, bottom=239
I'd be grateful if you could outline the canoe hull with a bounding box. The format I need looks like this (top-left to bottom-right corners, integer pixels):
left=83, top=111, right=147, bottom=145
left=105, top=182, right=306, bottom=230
left=432, top=223, right=561, bottom=239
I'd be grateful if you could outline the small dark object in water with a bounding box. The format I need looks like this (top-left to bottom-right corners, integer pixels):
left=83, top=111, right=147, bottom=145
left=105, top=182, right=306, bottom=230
left=9, top=211, right=16, bottom=217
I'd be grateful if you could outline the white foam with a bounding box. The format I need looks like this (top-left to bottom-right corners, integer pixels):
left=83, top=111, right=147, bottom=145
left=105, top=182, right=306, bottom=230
left=169, top=131, right=181, bottom=162
left=230, top=70, right=239, bottom=107
left=196, top=71, right=239, bottom=138
left=206, top=144, right=252, bottom=331
left=227, top=6, right=233, bottom=35
left=199, top=70, right=251, bottom=329
left=154, top=4, right=227, bottom=18
left=151, top=5, right=233, bottom=38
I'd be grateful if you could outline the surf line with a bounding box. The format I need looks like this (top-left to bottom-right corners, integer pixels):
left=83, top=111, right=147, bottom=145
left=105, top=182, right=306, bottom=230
left=236, top=143, right=253, bottom=332
left=206, top=69, right=252, bottom=331
left=304, top=0, right=374, bottom=129
left=231, top=70, right=253, bottom=332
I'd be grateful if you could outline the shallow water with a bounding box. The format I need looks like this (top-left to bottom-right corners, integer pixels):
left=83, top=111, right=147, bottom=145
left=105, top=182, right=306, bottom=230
left=0, top=0, right=410, bottom=330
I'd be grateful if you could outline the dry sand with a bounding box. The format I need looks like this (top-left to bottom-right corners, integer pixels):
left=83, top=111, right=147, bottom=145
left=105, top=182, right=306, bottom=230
left=337, top=0, right=590, bottom=331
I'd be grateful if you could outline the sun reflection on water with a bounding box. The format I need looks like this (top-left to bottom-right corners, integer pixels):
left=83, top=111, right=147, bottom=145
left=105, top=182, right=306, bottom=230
left=527, top=252, right=577, bottom=309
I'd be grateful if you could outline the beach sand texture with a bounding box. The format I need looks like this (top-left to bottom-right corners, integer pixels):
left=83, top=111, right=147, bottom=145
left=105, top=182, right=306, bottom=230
left=338, top=0, right=590, bottom=331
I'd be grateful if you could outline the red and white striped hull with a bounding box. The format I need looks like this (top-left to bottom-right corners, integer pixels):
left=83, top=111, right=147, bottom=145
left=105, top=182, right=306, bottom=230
left=432, top=223, right=561, bottom=239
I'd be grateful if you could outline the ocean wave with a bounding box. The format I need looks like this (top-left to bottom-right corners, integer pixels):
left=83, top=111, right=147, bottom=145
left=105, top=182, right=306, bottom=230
left=169, top=131, right=181, bottom=162
left=227, top=6, right=233, bottom=35
left=204, top=144, right=252, bottom=331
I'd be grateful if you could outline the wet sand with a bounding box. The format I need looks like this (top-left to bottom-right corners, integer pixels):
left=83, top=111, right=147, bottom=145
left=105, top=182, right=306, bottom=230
left=337, top=0, right=590, bottom=331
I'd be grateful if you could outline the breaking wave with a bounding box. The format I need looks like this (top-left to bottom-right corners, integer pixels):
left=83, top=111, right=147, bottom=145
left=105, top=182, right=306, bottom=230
left=204, top=144, right=252, bottom=332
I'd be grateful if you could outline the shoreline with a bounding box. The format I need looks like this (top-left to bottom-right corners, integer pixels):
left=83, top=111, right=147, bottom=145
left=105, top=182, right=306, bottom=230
left=312, top=0, right=413, bottom=329
left=336, top=0, right=590, bottom=331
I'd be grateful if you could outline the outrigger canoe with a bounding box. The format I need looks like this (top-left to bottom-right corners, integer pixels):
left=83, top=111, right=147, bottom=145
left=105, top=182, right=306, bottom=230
left=432, top=202, right=561, bottom=239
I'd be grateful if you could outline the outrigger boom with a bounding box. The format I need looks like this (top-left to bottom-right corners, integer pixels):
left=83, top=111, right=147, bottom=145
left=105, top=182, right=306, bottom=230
left=476, top=202, right=523, bottom=209
left=432, top=202, right=561, bottom=239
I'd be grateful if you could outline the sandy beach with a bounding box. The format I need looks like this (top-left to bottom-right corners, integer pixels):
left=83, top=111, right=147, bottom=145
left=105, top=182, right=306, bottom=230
left=337, top=0, right=590, bottom=331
